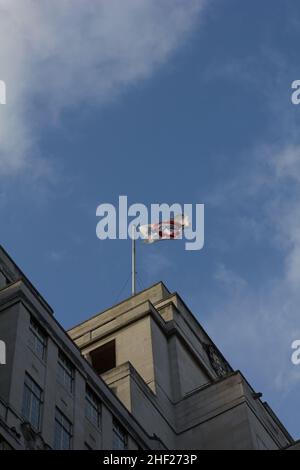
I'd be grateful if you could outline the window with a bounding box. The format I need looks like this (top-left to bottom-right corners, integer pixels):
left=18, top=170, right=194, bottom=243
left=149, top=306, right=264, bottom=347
left=113, top=420, right=127, bottom=450
left=85, top=386, right=101, bottom=428
left=29, top=318, right=47, bottom=360
left=90, top=340, right=116, bottom=375
left=57, top=352, right=74, bottom=393
left=54, top=408, right=72, bottom=450
left=22, top=373, right=43, bottom=431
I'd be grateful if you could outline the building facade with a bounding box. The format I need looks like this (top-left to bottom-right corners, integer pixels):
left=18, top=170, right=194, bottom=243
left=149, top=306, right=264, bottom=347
left=0, top=245, right=298, bottom=450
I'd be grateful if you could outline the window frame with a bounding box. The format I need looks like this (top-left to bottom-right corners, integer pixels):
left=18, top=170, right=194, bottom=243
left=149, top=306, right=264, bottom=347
left=113, top=420, right=128, bottom=450
left=54, top=408, right=72, bottom=450
left=85, top=386, right=101, bottom=428
left=57, top=351, right=74, bottom=394
left=29, top=317, right=47, bottom=361
left=22, top=373, right=43, bottom=431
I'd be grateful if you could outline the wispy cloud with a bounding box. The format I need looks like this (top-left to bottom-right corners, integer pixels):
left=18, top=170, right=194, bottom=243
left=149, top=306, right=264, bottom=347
left=0, top=0, right=206, bottom=177
left=214, top=263, right=248, bottom=292
left=205, top=142, right=300, bottom=404
left=142, top=249, right=175, bottom=280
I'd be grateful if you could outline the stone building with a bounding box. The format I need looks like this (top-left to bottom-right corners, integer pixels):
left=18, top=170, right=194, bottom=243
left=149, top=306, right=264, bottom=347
left=0, top=245, right=298, bottom=450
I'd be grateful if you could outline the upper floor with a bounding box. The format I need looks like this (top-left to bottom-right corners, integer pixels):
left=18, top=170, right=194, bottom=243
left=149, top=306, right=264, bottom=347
left=0, top=245, right=295, bottom=450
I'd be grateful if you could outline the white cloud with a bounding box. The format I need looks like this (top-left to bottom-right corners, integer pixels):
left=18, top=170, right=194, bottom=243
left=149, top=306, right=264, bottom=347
left=0, top=0, right=206, bottom=176
left=214, top=263, right=248, bottom=292
left=204, top=142, right=300, bottom=404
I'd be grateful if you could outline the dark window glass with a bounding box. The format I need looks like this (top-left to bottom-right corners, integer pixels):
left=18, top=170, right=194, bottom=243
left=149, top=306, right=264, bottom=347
left=29, top=318, right=47, bottom=360
left=54, top=408, right=72, bottom=450
left=22, top=373, right=43, bottom=430
left=113, top=420, right=127, bottom=450
left=57, top=352, right=74, bottom=393
left=85, top=387, right=101, bottom=428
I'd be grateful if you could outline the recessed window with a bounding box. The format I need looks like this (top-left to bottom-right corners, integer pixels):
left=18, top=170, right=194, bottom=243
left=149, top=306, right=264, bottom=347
left=57, top=352, right=74, bottom=393
left=90, top=340, right=116, bottom=375
left=113, top=420, right=127, bottom=450
left=29, top=318, right=47, bottom=360
left=54, top=408, right=72, bottom=450
left=22, top=373, right=43, bottom=431
left=85, top=386, right=101, bottom=428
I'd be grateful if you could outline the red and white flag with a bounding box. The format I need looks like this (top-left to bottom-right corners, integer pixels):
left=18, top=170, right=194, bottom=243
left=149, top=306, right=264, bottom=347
left=139, top=214, right=190, bottom=244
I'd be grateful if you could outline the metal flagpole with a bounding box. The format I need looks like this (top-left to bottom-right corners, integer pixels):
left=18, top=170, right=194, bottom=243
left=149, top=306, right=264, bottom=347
left=132, top=225, right=136, bottom=296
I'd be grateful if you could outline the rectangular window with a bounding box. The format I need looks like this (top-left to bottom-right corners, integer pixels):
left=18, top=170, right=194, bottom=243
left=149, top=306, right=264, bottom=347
left=29, top=318, right=47, bottom=360
left=54, top=408, right=72, bottom=450
left=57, top=351, right=74, bottom=393
left=22, top=373, right=43, bottom=431
left=113, top=420, right=127, bottom=450
left=85, top=386, right=101, bottom=428
left=90, top=340, right=116, bottom=375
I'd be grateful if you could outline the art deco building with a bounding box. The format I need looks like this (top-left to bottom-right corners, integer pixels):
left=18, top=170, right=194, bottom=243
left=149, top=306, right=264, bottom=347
left=0, top=245, right=298, bottom=450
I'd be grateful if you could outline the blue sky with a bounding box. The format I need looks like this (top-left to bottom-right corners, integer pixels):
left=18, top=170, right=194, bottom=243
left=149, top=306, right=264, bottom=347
left=1, top=0, right=300, bottom=438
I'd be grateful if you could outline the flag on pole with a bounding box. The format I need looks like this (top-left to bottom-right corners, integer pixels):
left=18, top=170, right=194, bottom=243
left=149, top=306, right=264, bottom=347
left=139, top=214, right=190, bottom=244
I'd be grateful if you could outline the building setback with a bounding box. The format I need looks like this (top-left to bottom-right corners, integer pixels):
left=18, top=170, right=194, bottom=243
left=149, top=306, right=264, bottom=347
left=0, top=245, right=298, bottom=450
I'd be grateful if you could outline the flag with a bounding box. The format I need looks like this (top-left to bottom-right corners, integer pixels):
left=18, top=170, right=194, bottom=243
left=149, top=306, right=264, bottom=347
left=139, top=214, right=189, bottom=243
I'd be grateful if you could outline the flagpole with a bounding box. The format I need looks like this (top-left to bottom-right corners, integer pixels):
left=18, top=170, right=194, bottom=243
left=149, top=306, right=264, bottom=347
left=132, top=225, right=136, bottom=296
